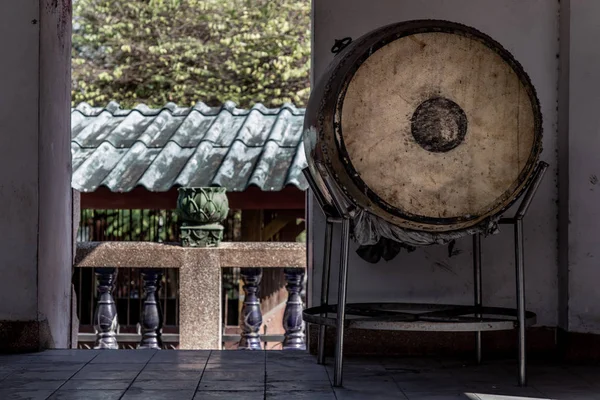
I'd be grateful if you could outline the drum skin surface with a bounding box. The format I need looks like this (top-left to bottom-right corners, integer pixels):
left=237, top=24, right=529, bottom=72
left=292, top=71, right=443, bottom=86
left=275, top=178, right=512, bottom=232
left=304, top=20, right=542, bottom=233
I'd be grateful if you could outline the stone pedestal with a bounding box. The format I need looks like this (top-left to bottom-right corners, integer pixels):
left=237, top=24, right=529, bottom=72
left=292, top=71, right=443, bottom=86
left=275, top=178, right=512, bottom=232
left=178, top=187, right=229, bottom=248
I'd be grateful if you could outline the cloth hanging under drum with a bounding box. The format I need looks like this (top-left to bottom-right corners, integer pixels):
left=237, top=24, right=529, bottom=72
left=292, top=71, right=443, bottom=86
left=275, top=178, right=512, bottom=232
left=351, top=207, right=500, bottom=248
left=352, top=207, right=500, bottom=263
left=322, top=175, right=501, bottom=263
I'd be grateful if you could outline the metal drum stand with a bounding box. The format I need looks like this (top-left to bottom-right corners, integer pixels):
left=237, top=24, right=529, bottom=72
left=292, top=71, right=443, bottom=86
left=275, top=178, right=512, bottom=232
left=303, top=162, right=548, bottom=388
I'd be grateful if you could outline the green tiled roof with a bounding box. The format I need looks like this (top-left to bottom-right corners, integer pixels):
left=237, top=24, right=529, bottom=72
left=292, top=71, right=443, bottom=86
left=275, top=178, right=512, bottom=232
left=71, top=101, right=308, bottom=192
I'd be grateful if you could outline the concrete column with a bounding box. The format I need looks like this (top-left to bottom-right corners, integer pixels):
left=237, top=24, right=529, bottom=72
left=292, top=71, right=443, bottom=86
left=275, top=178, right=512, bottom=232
left=557, top=0, right=571, bottom=334
left=179, top=251, right=222, bottom=349
left=0, top=0, right=73, bottom=351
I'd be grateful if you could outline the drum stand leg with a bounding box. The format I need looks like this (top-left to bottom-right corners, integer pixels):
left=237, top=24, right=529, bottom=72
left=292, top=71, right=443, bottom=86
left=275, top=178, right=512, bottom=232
left=317, top=219, right=334, bottom=365
left=499, top=161, right=548, bottom=387
left=333, top=218, right=351, bottom=387
left=515, top=218, right=527, bottom=387
left=473, top=234, right=483, bottom=364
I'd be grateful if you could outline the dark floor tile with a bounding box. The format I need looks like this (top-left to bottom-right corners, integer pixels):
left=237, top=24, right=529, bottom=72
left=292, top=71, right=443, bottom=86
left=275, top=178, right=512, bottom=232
left=207, top=352, right=265, bottom=364
left=0, top=370, right=16, bottom=380
left=329, top=363, right=388, bottom=373
left=131, top=379, right=199, bottom=390
left=121, top=388, right=195, bottom=400
left=0, top=356, right=36, bottom=365
left=267, top=368, right=329, bottom=382
left=150, top=351, right=210, bottom=364
left=201, top=370, right=265, bottom=381
left=267, top=359, right=319, bottom=370
left=60, top=380, right=131, bottom=390
left=19, top=363, right=85, bottom=372
left=76, top=363, right=144, bottom=372
left=0, top=389, right=55, bottom=400
left=193, top=391, right=263, bottom=400
left=70, top=369, right=140, bottom=381
left=266, top=391, right=336, bottom=399
left=0, top=363, right=23, bottom=371
left=381, top=358, right=443, bottom=370
left=267, top=381, right=333, bottom=391
left=5, top=370, right=76, bottom=381
left=49, top=390, right=125, bottom=400
left=91, top=350, right=157, bottom=364
left=3, top=351, right=600, bottom=400
left=337, top=373, right=396, bottom=384
left=399, top=381, right=470, bottom=394
left=0, top=379, right=64, bottom=390
left=537, top=391, right=600, bottom=400
left=266, top=352, right=315, bottom=361
left=405, top=394, right=478, bottom=400
left=136, top=369, right=203, bottom=380
left=342, top=380, right=404, bottom=394
left=204, top=362, right=265, bottom=371
left=144, top=363, right=206, bottom=372
left=197, top=381, right=264, bottom=391
left=532, top=380, right=594, bottom=392
left=70, top=362, right=144, bottom=381
left=335, top=389, right=406, bottom=400
left=471, top=384, right=546, bottom=397
left=35, top=350, right=100, bottom=357
left=27, top=353, right=97, bottom=364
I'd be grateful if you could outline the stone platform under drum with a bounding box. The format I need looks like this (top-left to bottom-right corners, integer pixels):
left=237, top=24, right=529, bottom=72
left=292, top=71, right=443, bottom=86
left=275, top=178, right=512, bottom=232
left=0, top=350, right=598, bottom=399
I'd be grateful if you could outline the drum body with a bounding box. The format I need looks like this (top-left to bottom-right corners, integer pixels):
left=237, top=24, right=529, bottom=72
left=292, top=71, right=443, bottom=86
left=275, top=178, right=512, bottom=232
left=304, top=20, right=542, bottom=234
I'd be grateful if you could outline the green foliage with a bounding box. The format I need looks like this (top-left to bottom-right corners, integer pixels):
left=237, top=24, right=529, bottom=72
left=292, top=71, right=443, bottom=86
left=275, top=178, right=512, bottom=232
left=80, top=209, right=180, bottom=242
left=72, top=0, right=311, bottom=108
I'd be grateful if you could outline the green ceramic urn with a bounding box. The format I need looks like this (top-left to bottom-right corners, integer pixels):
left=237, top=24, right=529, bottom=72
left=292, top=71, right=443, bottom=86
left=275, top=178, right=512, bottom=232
left=177, top=187, right=229, bottom=247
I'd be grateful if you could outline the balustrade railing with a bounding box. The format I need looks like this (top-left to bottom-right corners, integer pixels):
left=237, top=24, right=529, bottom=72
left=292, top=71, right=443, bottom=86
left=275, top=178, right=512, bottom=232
left=75, top=241, right=307, bottom=350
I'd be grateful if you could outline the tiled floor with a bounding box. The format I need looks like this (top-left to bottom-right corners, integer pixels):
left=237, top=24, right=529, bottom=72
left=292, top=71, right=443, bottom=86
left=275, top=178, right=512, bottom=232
left=0, top=350, right=598, bottom=399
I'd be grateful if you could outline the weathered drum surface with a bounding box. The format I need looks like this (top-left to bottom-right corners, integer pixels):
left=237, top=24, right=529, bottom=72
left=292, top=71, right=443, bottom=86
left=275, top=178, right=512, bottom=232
left=304, top=20, right=542, bottom=233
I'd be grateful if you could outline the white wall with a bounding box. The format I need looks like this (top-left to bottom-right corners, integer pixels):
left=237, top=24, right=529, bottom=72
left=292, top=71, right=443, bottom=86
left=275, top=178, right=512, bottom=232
left=566, top=0, right=600, bottom=333
left=310, top=0, right=560, bottom=328
left=0, top=0, right=41, bottom=321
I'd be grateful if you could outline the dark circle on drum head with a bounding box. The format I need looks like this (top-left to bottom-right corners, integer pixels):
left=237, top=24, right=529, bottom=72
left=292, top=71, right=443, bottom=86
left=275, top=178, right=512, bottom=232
left=411, top=97, right=467, bottom=153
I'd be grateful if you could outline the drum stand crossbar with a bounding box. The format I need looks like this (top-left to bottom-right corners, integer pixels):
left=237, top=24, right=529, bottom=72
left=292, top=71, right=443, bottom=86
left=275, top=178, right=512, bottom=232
left=302, top=161, right=549, bottom=388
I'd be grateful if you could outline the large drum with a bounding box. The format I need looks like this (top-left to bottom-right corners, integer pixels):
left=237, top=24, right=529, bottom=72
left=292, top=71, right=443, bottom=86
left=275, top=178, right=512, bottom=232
left=304, top=20, right=542, bottom=237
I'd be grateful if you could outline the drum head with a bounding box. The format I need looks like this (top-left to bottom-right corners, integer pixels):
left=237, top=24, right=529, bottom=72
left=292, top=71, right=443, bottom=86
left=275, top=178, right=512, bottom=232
left=309, top=20, right=542, bottom=232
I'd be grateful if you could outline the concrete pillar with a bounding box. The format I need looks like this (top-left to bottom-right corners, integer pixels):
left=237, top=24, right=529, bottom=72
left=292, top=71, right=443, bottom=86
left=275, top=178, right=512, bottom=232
left=179, top=252, right=222, bottom=350
left=0, top=0, right=73, bottom=351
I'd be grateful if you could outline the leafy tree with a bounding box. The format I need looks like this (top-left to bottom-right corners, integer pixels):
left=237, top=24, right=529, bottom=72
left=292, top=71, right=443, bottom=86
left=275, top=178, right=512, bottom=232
left=79, top=209, right=180, bottom=242
left=72, top=0, right=311, bottom=108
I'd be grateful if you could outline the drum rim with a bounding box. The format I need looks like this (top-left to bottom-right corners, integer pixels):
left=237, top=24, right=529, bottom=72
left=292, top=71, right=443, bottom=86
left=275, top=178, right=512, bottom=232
left=323, top=19, right=543, bottom=230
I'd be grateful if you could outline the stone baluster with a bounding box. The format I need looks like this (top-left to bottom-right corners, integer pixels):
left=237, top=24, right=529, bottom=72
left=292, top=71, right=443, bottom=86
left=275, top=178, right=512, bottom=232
left=238, top=268, right=263, bottom=350
left=93, top=268, right=118, bottom=349
left=138, top=269, right=164, bottom=349
left=282, top=268, right=307, bottom=350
